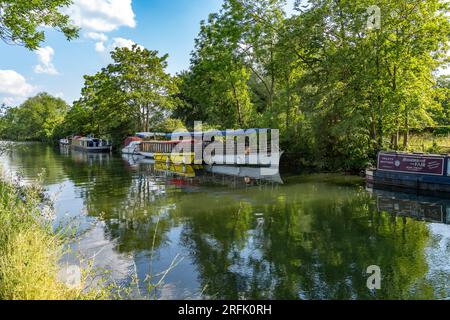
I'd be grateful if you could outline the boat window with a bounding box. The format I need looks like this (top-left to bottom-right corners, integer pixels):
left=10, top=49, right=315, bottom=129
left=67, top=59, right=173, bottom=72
left=448, top=159, right=450, bottom=176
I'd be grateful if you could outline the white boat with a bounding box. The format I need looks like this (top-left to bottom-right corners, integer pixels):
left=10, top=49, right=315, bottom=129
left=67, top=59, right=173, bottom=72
left=136, top=132, right=170, bottom=158
left=59, top=138, right=70, bottom=146
left=123, top=132, right=169, bottom=158
left=121, top=140, right=141, bottom=155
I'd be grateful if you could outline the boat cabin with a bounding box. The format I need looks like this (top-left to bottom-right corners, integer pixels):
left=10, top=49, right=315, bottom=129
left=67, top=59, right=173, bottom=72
left=368, top=151, right=450, bottom=194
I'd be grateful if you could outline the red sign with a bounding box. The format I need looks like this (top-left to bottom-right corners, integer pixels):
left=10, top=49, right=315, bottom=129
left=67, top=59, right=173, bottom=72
left=378, top=153, right=444, bottom=176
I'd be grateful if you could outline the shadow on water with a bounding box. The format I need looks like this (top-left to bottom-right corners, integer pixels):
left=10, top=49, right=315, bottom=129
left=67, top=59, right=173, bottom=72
left=2, top=142, right=450, bottom=299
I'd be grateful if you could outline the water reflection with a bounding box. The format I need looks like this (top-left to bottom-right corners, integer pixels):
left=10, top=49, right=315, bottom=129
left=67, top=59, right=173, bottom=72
left=2, top=143, right=450, bottom=299
left=369, top=187, right=450, bottom=225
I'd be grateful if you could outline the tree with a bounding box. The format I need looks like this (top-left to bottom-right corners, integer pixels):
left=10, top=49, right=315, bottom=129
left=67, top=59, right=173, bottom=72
left=180, top=0, right=288, bottom=129
left=432, top=75, right=450, bottom=125
left=68, top=45, right=178, bottom=145
left=0, top=0, right=78, bottom=50
left=0, top=93, right=69, bottom=141
left=175, top=0, right=450, bottom=171
left=275, top=0, right=450, bottom=169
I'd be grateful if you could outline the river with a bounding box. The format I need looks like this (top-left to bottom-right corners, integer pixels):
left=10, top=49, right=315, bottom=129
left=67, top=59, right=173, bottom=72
left=2, top=142, right=450, bottom=299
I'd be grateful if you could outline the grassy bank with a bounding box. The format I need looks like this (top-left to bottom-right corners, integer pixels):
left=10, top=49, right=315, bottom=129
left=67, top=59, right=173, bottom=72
left=0, top=176, right=108, bottom=300
left=408, top=133, right=450, bottom=154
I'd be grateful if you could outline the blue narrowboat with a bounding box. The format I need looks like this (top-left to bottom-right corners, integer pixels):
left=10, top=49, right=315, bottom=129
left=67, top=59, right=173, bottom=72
left=367, top=152, right=450, bottom=194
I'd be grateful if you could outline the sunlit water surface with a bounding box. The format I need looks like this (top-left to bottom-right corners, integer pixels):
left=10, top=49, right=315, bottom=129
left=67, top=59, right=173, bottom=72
left=2, top=142, right=450, bottom=300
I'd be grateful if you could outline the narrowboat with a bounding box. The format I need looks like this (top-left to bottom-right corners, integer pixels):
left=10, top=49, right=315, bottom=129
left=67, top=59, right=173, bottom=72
left=199, top=129, right=283, bottom=167
left=71, top=136, right=112, bottom=153
left=139, top=128, right=282, bottom=167
left=367, top=152, right=450, bottom=194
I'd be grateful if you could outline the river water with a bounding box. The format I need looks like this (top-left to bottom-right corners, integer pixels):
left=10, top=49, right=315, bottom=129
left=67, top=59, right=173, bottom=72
left=2, top=142, right=450, bottom=299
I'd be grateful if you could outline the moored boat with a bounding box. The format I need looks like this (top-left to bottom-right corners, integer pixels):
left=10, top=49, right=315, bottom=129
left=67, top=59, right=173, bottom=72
left=59, top=136, right=72, bottom=147
left=367, top=151, right=450, bottom=194
left=122, top=136, right=142, bottom=155
left=71, top=135, right=112, bottom=153
left=140, top=128, right=282, bottom=167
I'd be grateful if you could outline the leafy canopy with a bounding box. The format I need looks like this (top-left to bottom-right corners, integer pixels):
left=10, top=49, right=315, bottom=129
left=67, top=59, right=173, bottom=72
left=0, top=0, right=78, bottom=50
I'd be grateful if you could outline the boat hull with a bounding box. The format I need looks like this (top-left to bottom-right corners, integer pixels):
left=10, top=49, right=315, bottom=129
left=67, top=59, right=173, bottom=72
left=121, top=141, right=141, bottom=155
left=71, top=145, right=112, bottom=153
left=139, top=151, right=155, bottom=158
left=367, top=169, right=450, bottom=194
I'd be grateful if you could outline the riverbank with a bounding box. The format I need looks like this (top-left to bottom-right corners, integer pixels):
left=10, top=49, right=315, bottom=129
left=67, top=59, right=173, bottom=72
left=0, top=175, right=108, bottom=300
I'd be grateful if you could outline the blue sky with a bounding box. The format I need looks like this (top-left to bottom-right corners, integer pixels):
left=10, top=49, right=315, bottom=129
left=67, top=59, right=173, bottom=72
left=4, top=0, right=291, bottom=106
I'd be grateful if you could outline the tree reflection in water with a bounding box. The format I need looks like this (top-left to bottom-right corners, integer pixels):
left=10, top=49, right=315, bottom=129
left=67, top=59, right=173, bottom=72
left=2, top=145, right=449, bottom=299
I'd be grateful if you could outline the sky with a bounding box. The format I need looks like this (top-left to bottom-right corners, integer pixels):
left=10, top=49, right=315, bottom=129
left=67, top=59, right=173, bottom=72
left=1, top=0, right=297, bottom=107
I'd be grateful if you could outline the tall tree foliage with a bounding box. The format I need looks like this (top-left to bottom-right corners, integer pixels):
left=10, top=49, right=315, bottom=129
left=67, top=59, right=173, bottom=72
left=64, top=45, right=178, bottom=144
left=182, top=0, right=287, bottom=128
left=179, top=0, right=450, bottom=171
left=0, top=0, right=78, bottom=50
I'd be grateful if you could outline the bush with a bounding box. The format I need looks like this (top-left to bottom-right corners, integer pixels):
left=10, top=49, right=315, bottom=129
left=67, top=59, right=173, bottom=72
left=433, top=126, right=450, bottom=136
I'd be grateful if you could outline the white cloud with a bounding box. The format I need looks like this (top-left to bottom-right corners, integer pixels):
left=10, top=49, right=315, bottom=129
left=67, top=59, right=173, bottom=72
left=96, top=37, right=143, bottom=55
left=67, top=0, right=136, bottom=32
left=111, top=37, right=141, bottom=50
left=85, top=31, right=108, bottom=42
left=0, top=70, right=35, bottom=97
left=95, top=41, right=106, bottom=52
left=34, top=46, right=59, bottom=75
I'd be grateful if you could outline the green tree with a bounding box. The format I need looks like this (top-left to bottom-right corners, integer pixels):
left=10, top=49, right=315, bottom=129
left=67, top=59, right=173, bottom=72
left=0, top=93, right=68, bottom=141
left=432, top=75, right=450, bottom=125
left=273, top=0, right=450, bottom=169
left=67, top=45, right=178, bottom=145
left=0, top=0, right=78, bottom=50
left=181, top=0, right=288, bottom=129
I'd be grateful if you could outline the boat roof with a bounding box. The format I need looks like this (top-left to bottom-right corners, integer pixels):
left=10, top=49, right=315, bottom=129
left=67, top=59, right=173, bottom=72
left=136, top=132, right=168, bottom=138
left=170, top=129, right=272, bottom=138
left=73, top=136, right=106, bottom=141
left=380, top=151, right=449, bottom=157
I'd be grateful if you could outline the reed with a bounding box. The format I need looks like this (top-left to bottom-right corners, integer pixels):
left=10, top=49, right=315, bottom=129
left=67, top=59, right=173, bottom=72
left=0, top=176, right=109, bottom=300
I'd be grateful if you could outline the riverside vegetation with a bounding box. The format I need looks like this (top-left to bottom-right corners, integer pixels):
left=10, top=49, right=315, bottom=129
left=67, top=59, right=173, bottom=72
left=1, top=0, right=450, bottom=172
left=0, top=155, right=181, bottom=300
left=1, top=0, right=450, bottom=300
left=0, top=168, right=109, bottom=299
